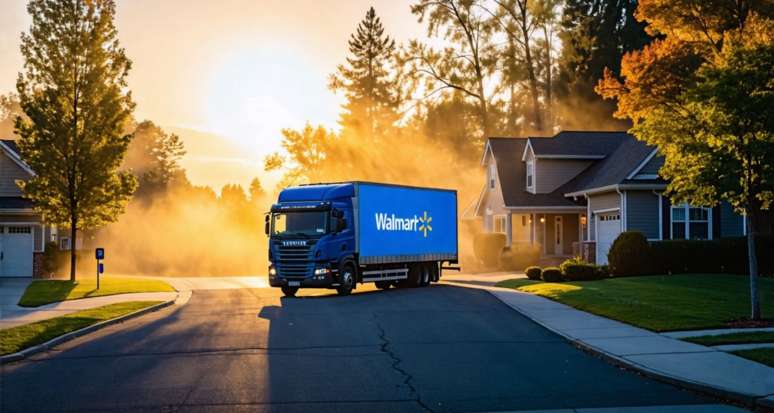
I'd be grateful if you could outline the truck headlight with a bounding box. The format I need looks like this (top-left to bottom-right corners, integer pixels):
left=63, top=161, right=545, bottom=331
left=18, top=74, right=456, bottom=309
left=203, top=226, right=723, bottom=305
left=269, top=267, right=277, bottom=276
left=314, top=268, right=329, bottom=276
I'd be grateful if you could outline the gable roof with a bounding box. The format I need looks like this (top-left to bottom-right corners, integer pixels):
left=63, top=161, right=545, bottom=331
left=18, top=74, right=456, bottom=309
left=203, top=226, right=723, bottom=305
left=489, top=138, right=583, bottom=208
left=0, top=139, right=35, bottom=177
left=526, top=131, right=630, bottom=160
left=562, top=137, right=660, bottom=196
left=485, top=131, right=664, bottom=208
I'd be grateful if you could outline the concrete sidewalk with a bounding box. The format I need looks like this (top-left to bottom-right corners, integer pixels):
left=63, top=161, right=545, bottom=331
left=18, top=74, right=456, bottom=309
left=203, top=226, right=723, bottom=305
left=444, top=279, right=774, bottom=410
left=0, top=278, right=179, bottom=329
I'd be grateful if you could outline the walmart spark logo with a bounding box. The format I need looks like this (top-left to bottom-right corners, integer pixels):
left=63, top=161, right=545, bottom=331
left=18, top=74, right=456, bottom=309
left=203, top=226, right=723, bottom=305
left=374, top=211, right=433, bottom=238
left=419, top=211, right=432, bottom=237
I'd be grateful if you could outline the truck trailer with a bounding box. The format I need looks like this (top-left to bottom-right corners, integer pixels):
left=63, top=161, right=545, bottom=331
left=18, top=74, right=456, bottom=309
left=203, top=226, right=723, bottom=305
left=266, top=181, right=458, bottom=296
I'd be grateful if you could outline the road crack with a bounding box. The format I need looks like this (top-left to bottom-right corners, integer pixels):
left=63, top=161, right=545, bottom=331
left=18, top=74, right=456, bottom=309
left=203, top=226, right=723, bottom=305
left=374, top=314, right=434, bottom=413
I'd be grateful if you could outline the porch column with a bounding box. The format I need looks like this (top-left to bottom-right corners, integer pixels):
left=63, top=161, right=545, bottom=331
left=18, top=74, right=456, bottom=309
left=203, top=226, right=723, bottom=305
left=505, top=213, right=513, bottom=247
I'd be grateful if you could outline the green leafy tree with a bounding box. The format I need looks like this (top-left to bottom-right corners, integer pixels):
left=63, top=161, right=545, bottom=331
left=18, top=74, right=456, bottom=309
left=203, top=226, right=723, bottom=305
left=124, top=120, right=186, bottom=199
left=597, top=1, right=774, bottom=320
left=15, top=0, right=137, bottom=281
left=329, top=7, right=399, bottom=142
left=406, top=0, right=496, bottom=139
left=0, top=93, right=24, bottom=139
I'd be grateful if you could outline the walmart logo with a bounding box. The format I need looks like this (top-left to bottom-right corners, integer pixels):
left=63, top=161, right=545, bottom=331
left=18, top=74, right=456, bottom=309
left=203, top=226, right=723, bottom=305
left=419, top=211, right=432, bottom=237
left=374, top=211, right=433, bottom=237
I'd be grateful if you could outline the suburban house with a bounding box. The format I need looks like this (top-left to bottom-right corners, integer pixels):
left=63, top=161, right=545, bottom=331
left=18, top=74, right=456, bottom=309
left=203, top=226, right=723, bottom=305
left=475, top=131, right=746, bottom=264
left=0, top=139, right=72, bottom=278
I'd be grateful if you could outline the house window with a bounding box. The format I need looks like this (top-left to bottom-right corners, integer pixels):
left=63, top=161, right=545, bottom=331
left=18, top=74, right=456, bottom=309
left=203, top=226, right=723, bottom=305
left=521, top=215, right=527, bottom=226
left=494, top=215, right=506, bottom=233
left=488, top=164, right=497, bottom=190
left=60, top=237, right=71, bottom=250
left=671, top=204, right=711, bottom=240
left=526, top=160, right=534, bottom=189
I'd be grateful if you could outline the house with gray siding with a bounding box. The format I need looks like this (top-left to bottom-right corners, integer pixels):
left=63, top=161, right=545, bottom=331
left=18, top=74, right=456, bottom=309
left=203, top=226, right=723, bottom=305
left=475, top=131, right=746, bottom=264
left=0, top=139, right=65, bottom=277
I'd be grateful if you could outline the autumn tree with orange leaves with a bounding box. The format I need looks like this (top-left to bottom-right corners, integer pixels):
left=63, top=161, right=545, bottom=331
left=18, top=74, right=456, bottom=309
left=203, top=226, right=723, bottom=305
left=597, top=0, right=774, bottom=320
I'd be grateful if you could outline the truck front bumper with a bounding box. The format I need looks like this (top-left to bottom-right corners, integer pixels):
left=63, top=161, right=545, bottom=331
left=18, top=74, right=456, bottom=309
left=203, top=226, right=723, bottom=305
left=269, top=273, right=337, bottom=288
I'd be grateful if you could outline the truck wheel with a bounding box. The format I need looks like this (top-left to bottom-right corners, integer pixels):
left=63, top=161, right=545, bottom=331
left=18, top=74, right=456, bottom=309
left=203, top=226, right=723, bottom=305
left=337, top=265, right=355, bottom=296
left=420, top=265, right=431, bottom=287
left=281, top=286, right=298, bottom=297
left=407, top=264, right=422, bottom=287
left=375, top=281, right=391, bottom=290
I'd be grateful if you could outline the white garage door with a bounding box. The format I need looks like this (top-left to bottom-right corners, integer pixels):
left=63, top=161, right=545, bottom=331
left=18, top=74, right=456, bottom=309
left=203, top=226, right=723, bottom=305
left=596, top=213, right=621, bottom=265
left=0, top=225, right=34, bottom=277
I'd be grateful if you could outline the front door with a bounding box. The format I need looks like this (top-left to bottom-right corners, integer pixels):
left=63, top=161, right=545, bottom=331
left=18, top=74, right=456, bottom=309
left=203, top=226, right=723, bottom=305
left=554, top=216, right=563, bottom=256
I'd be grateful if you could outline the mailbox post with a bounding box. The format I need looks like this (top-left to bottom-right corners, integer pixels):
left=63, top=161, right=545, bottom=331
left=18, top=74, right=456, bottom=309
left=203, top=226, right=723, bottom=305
left=95, top=248, right=105, bottom=289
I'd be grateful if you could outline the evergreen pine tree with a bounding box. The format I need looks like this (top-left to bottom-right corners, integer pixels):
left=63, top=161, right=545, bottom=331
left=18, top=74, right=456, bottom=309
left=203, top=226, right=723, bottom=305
left=329, top=7, right=399, bottom=141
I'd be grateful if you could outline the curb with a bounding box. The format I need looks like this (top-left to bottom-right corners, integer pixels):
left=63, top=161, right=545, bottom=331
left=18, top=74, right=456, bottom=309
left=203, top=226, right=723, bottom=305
left=0, top=298, right=177, bottom=364
left=484, top=289, right=774, bottom=413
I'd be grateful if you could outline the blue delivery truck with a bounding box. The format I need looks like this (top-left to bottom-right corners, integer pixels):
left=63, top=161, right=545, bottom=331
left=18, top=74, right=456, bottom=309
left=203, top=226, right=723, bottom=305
left=265, top=182, right=458, bottom=297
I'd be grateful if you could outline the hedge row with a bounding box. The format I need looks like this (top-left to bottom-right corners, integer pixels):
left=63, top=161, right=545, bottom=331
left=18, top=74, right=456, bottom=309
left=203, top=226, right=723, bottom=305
left=607, top=232, right=774, bottom=277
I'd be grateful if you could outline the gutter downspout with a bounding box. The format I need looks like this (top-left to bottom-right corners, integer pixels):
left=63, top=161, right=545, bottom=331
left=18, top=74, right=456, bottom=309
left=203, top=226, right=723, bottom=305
left=616, top=187, right=626, bottom=232
left=653, top=190, right=663, bottom=240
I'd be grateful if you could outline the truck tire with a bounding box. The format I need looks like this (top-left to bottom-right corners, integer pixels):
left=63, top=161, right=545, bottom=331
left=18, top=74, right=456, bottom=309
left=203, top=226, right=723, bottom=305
left=281, top=286, right=298, bottom=297
left=419, top=264, right=431, bottom=287
left=375, top=281, right=391, bottom=290
left=337, top=265, right=355, bottom=296
left=406, top=264, right=422, bottom=287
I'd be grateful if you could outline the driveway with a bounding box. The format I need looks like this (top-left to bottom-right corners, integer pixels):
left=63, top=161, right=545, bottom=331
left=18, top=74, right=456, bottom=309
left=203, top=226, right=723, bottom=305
left=0, top=281, right=736, bottom=412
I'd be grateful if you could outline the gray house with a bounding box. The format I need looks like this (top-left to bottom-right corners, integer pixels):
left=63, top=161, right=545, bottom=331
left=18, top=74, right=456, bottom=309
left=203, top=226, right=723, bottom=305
left=475, top=131, right=746, bottom=264
left=0, top=139, right=67, bottom=277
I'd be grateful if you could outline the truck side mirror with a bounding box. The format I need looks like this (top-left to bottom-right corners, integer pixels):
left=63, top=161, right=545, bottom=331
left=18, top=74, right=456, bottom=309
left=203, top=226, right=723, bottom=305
left=264, top=214, right=270, bottom=236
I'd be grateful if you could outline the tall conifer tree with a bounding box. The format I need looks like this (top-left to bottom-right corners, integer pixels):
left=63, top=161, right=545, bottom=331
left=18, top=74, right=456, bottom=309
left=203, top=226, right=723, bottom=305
left=329, top=7, right=399, bottom=141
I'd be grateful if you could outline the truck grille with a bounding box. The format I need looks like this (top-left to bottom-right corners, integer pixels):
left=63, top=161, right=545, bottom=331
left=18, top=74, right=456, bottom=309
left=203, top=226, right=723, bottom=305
left=275, top=241, right=316, bottom=279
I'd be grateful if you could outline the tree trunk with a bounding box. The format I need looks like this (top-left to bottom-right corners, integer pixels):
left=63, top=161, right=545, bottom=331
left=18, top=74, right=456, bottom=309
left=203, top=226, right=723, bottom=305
left=542, top=25, right=552, bottom=131
left=70, top=216, right=77, bottom=282
left=520, top=17, right=542, bottom=133
left=747, top=210, right=761, bottom=320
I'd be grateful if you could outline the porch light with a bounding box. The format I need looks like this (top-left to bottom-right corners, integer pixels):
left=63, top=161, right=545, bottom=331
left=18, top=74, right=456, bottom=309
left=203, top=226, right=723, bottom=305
left=580, top=216, right=587, bottom=225
left=539, top=216, right=545, bottom=224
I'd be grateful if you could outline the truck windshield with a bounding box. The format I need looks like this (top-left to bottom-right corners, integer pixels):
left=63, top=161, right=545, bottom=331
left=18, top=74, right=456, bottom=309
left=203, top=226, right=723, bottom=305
left=271, top=211, right=329, bottom=238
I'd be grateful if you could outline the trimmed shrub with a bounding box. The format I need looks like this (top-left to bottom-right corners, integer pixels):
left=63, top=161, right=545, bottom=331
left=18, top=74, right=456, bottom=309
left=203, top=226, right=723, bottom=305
left=499, top=243, right=541, bottom=271
left=608, top=231, right=651, bottom=277
left=594, top=265, right=610, bottom=279
left=562, top=263, right=598, bottom=281
left=474, top=233, right=506, bottom=268
left=525, top=266, right=542, bottom=280
left=541, top=266, right=563, bottom=282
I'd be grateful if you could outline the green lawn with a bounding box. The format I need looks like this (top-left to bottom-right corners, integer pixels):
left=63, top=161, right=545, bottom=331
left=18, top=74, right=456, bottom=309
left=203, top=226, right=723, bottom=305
left=733, top=348, right=774, bottom=367
left=18, top=276, right=175, bottom=307
left=495, top=274, right=774, bottom=332
left=684, top=331, right=774, bottom=346
left=0, top=301, right=161, bottom=355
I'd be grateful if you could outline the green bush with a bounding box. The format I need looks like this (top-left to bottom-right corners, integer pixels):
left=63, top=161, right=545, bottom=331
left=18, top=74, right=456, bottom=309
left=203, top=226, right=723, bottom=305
left=563, top=264, right=598, bottom=281
left=595, top=265, right=610, bottom=278
left=541, top=266, right=563, bottom=282
left=499, top=243, right=541, bottom=271
left=525, top=266, right=542, bottom=280
left=608, top=231, right=651, bottom=277
left=474, top=233, right=506, bottom=268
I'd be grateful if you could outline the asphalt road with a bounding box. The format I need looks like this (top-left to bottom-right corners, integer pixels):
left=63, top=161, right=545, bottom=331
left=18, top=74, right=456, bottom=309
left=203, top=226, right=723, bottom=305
left=1, top=282, right=716, bottom=412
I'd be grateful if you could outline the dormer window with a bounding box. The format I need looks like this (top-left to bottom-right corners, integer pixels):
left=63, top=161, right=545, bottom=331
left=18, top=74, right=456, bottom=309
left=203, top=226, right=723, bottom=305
left=526, top=159, right=534, bottom=190
left=489, top=164, right=496, bottom=190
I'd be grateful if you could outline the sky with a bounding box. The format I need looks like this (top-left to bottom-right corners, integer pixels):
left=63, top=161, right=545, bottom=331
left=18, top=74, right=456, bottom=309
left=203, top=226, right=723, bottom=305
left=0, top=0, right=425, bottom=190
